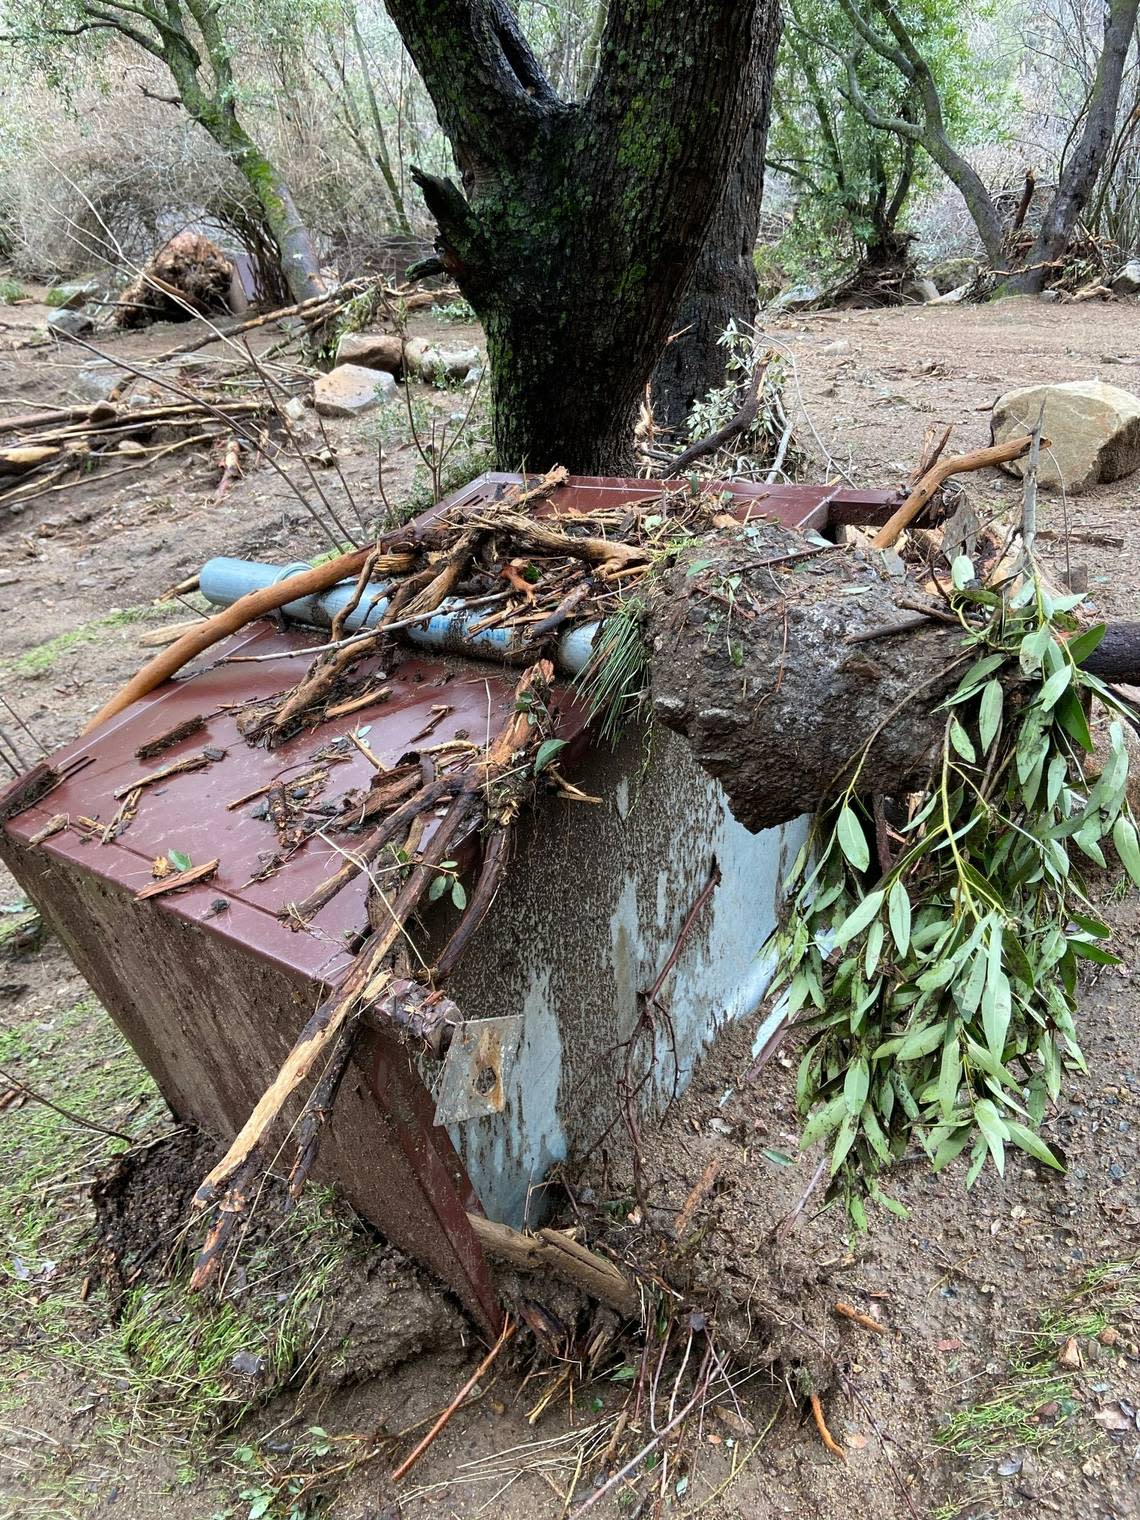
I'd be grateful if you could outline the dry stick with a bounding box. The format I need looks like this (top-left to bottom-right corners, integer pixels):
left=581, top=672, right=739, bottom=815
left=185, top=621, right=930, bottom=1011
left=673, top=1156, right=723, bottom=1239
left=148, top=282, right=369, bottom=363
left=391, top=1317, right=518, bottom=1483
left=286, top=1010, right=362, bottom=1202
left=431, top=826, right=510, bottom=982
left=809, top=1391, right=845, bottom=1461
left=54, top=333, right=347, bottom=554
left=834, top=1300, right=887, bottom=1335
left=287, top=775, right=462, bottom=921
left=465, top=1214, right=639, bottom=1317
left=870, top=434, right=1039, bottom=550
left=470, top=508, right=649, bottom=571
left=665, top=364, right=765, bottom=478
left=0, top=1063, right=134, bottom=1141
left=83, top=546, right=391, bottom=733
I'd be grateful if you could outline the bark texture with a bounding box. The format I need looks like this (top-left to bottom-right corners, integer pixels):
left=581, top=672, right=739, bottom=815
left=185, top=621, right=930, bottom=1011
left=647, top=531, right=962, bottom=832
left=648, top=531, right=1140, bottom=835
left=385, top=0, right=777, bottom=472
left=651, top=1, right=781, bottom=431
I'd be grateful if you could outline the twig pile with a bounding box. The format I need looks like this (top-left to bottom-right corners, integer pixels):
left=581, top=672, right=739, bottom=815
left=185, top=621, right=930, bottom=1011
left=0, top=390, right=278, bottom=514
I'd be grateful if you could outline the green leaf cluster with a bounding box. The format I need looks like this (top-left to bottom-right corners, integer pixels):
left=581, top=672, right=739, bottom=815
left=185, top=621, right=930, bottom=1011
left=771, top=566, right=1138, bottom=1223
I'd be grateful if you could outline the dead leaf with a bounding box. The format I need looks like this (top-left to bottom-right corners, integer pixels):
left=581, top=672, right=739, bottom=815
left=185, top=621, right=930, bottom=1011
left=1057, top=1336, right=1081, bottom=1371
left=844, top=1431, right=868, bottom=1449
left=713, top=1406, right=755, bottom=1439
left=937, top=1338, right=962, bottom=1352
left=151, top=856, right=171, bottom=879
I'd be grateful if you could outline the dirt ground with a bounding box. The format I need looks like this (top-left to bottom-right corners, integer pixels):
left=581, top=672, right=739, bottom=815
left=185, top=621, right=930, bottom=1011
left=0, top=292, right=1137, bottom=1520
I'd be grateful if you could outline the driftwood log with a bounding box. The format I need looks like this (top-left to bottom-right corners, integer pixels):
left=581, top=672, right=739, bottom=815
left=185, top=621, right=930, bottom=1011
left=648, top=524, right=1139, bottom=835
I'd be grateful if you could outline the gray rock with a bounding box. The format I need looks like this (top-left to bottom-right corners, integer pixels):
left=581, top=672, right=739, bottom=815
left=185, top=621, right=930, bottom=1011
left=47, top=278, right=101, bottom=311
left=923, top=256, right=978, bottom=294
left=335, top=331, right=405, bottom=372
left=312, top=363, right=397, bottom=418
left=769, top=282, right=821, bottom=312
left=991, top=379, right=1140, bottom=493
left=1110, top=259, right=1140, bottom=296
left=902, top=277, right=940, bottom=304
left=462, top=364, right=484, bottom=389
left=46, top=308, right=94, bottom=338
left=404, top=339, right=481, bottom=381
left=73, top=362, right=119, bottom=402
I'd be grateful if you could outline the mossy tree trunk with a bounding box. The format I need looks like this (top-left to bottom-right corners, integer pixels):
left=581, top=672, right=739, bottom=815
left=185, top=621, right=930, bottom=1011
left=651, top=4, right=781, bottom=433
left=386, top=0, right=777, bottom=472
left=32, top=0, right=325, bottom=306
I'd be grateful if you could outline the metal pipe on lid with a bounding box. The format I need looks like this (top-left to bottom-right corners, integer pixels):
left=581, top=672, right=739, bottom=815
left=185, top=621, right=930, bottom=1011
left=198, top=556, right=600, bottom=674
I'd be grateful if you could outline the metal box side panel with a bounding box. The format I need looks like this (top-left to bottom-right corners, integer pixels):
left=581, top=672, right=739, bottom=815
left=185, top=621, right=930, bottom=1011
left=438, top=726, right=806, bottom=1227
left=0, top=834, right=498, bottom=1329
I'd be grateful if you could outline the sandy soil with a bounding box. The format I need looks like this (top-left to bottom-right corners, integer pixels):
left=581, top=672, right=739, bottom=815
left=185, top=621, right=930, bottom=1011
left=0, top=293, right=1137, bottom=1520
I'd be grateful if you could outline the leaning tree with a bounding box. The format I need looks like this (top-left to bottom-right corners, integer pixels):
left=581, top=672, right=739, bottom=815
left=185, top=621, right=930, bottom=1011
left=384, top=0, right=781, bottom=471
left=3, top=0, right=326, bottom=304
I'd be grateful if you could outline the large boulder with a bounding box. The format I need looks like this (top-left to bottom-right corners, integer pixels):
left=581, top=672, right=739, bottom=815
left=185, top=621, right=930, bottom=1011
left=1111, top=260, right=1140, bottom=296
left=991, top=379, right=1140, bottom=494
left=335, top=331, right=406, bottom=372
left=313, top=363, right=397, bottom=417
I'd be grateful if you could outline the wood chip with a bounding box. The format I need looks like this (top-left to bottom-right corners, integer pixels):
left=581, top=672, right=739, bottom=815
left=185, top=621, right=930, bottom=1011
left=134, top=859, right=219, bottom=900
left=326, top=686, right=392, bottom=719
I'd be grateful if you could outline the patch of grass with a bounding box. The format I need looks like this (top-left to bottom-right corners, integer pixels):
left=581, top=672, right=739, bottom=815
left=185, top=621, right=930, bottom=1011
left=430, top=295, right=477, bottom=325
left=0, top=984, right=355, bottom=1518
left=9, top=602, right=181, bottom=678
left=937, top=1260, right=1140, bottom=1461
left=85, top=1187, right=351, bottom=1447
left=0, top=277, right=28, bottom=304
left=0, top=994, right=160, bottom=1276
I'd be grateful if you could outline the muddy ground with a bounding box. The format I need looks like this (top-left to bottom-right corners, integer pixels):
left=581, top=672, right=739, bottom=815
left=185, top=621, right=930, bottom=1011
left=0, top=292, right=1137, bottom=1520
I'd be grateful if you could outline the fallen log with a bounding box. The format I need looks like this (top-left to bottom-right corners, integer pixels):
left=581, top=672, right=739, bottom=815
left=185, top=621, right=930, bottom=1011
left=648, top=523, right=1139, bottom=834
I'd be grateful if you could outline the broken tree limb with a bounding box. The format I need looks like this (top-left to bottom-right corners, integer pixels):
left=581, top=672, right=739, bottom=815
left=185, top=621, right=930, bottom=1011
left=465, top=1214, right=639, bottom=1317
left=663, top=361, right=765, bottom=478
left=469, top=507, right=650, bottom=573
left=649, top=523, right=1139, bottom=835
left=870, top=434, right=1039, bottom=550
left=83, top=546, right=415, bottom=733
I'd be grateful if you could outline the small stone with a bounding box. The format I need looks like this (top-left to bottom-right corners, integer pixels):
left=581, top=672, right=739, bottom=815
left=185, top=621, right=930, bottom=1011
left=283, top=396, right=307, bottom=422
left=1098, top=1326, right=1120, bottom=1346
left=73, top=363, right=119, bottom=403
left=312, top=363, right=397, bottom=417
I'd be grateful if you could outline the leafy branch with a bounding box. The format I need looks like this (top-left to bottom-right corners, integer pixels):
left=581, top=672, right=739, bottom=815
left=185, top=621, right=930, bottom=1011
left=771, top=560, right=1140, bottom=1225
